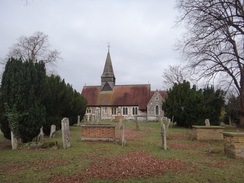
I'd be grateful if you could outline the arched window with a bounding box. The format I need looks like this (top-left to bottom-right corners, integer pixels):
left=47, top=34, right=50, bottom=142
left=155, top=105, right=159, bottom=115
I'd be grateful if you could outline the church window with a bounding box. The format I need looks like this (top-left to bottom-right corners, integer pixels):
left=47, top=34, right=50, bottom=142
left=132, top=107, right=138, bottom=115
left=104, top=107, right=108, bottom=114
left=155, top=105, right=159, bottom=115
left=87, top=108, right=91, bottom=113
left=92, top=108, right=95, bottom=114
left=122, top=107, right=128, bottom=115
left=111, top=107, right=117, bottom=115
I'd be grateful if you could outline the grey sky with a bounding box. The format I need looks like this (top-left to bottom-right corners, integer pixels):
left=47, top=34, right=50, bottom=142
left=0, top=0, right=183, bottom=92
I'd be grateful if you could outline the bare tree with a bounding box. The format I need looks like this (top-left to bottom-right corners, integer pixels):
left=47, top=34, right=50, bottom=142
left=7, top=32, right=61, bottom=64
left=176, top=0, right=244, bottom=127
left=162, top=65, right=197, bottom=89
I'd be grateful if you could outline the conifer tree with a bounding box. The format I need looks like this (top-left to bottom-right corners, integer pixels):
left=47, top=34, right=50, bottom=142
left=0, top=58, right=46, bottom=142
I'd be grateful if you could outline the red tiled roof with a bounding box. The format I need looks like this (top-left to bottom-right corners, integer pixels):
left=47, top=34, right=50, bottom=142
left=81, top=84, right=151, bottom=110
left=150, top=91, right=168, bottom=100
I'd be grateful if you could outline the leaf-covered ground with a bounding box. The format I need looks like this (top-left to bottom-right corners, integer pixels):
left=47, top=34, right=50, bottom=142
left=0, top=121, right=244, bottom=183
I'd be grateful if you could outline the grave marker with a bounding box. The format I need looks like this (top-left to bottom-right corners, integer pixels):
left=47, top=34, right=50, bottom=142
left=61, top=117, right=71, bottom=149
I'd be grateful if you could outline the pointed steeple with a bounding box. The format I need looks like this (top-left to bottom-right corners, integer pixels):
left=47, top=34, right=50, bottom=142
left=101, top=49, right=116, bottom=92
left=101, top=51, right=115, bottom=78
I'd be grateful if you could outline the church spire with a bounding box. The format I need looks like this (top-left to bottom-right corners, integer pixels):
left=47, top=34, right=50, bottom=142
left=101, top=47, right=116, bottom=92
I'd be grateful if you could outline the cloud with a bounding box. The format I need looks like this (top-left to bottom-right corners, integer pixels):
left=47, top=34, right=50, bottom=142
left=0, top=0, right=184, bottom=91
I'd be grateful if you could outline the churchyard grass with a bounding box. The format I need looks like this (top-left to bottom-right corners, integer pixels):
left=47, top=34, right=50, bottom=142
left=0, top=121, right=244, bottom=183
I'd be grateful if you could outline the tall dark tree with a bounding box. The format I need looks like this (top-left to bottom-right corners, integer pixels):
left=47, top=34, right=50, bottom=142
left=0, top=58, right=46, bottom=142
left=225, top=95, right=240, bottom=125
left=176, top=0, right=244, bottom=127
left=163, top=81, right=225, bottom=127
left=200, top=87, right=225, bottom=125
left=163, top=81, right=202, bottom=127
left=43, top=75, right=87, bottom=135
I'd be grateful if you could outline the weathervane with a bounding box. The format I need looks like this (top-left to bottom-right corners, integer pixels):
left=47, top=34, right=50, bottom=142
left=107, top=42, right=110, bottom=51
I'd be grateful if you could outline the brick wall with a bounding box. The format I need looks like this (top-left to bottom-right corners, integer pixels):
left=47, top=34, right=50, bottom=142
left=192, top=126, right=224, bottom=140
left=223, top=132, right=244, bottom=159
left=81, top=124, right=115, bottom=141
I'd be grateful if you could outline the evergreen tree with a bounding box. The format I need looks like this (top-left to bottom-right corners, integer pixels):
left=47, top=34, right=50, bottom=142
left=224, top=95, right=239, bottom=125
left=43, top=75, right=87, bottom=134
left=0, top=58, right=46, bottom=142
left=200, top=87, right=225, bottom=125
left=162, top=81, right=225, bottom=127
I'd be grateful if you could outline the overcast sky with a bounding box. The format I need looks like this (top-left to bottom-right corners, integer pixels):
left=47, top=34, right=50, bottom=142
left=0, top=0, right=184, bottom=92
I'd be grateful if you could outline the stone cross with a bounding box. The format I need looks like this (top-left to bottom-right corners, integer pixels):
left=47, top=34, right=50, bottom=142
left=205, top=119, right=210, bottom=126
left=161, top=124, right=167, bottom=150
left=77, top=115, right=81, bottom=127
left=11, top=131, right=18, bottom=150
left=50, top=125, right=56, bottom=138
left=61, top=117, right=71, bottom=149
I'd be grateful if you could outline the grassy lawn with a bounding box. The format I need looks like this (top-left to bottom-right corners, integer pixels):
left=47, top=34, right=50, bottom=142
left=0, top=121, right=244, bottom=183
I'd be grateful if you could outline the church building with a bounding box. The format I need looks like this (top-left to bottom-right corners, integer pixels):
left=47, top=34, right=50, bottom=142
left=81, top=50, right=167, bottom=122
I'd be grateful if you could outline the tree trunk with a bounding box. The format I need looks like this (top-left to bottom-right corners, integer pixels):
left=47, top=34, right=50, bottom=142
left=239, top=70, right=244, bottom=128
left=239, top=93, right=244, bottom=128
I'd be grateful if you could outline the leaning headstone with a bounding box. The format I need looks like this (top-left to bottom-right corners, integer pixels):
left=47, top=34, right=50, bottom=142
left=205, top=119, right=210, bottom=126
left=122, top=121, right=126, bottom=146
left=61, top=118, right=71, bottom=149
left=50, top=125, right=56, bottom=138
left=77, top=115, right=81, bottom=127
left=161, top=124, right=167, bottom=150
left=11, top=131, right=18, bottom=150
left=38, top=126, right=44, bottom=141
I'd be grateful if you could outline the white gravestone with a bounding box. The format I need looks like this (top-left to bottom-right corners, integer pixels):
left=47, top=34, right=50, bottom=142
left=205, top=119, right=210, bottom=126
left=77, top=115, right=81, bottom=127
left=38, top=126, right=44, bottom=141
left=61, top=118, right=71, bottom=149
left=11, top=131, right=18, bottom=150
left=161, top=124, right=167, bottom=150
left=50, top=125, right=56, bottom=138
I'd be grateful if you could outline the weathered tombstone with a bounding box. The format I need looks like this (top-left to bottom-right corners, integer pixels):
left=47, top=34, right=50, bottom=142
left=91, top=115, right=95, bottom=124
left=95, top=109, right=100, bottom=124
left=61, top=117, right=71, bottom=149
left=119, top=118, right=123, bottom=130
left=166, top=120, right=170, bottom=130
left=77, top=115, right=81, bottom=127
left=50, top=125, right=56, bottom=138
left=205, top=119, right=210, bottom=126
left=37, top=126, right=44, bottom=141
left=122, top=121, right=126, bottom=146
left=135, top=116, right=139, bottom=130
left=161, top=124, right=167, bottom=150
left=11, top=131, right=18, bottom=150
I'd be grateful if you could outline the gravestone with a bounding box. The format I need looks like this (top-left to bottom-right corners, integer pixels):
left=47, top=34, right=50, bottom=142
left=205, top=119, right=210, bottom=126
left=61, top=117, right=71, bottom=149
left=95, top=109, right=100, bottom=124
left=166, top=120, right=171, bottom=130
left=161, top=124, right=167, bottom=150
left=50, top=125, right=56, bottom=138
left=11, top=131, right=18, bottom=150
left=122, top=121, right=126, bottom=146
left=38, top=126, right=44, bottom=141
left=135, top=116, right=139, bottom=130
left=119, top=118, right=123, bottom=130
left=77, top=115, right=81, bottom=127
